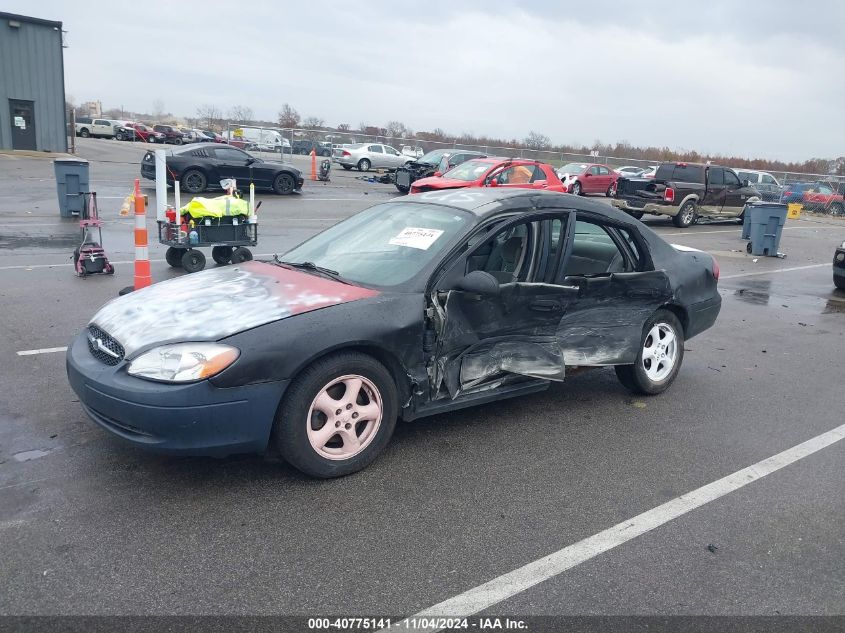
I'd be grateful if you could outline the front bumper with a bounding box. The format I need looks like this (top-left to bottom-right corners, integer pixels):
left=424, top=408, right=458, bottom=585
left=66, top=331, right=288, bottom=456
left=834, top=248, right=845, bottom=281
left=611, top=199, right=676, bottom=217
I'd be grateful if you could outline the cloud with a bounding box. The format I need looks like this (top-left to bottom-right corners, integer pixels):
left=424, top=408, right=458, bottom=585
left=6, top=0, right=844, bottom=161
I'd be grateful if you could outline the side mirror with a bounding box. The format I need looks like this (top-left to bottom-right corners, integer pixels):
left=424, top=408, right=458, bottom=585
left=455, top=270, right=500, bottom=296
left=584, top=172, right=592, bottom=177
left=488, top=179, right=499, bottom=187
left=246, top=157, right=256, bottom=165
left=433, top=171, right=442, bottom=177
left=743, top=179, right=751, bottom=187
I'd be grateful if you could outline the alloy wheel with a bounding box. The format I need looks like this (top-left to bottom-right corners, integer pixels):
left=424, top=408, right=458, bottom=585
left=641, top=323, right=678, bottom=382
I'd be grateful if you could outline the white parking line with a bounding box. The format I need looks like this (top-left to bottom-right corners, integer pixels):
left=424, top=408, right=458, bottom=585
left=721, top=263, right=831, bottom=280
left=387, top=422, right=845, bottom=631
left=654, top=226, right=805, bottom=236
left=16, top=346, right=68, bottom=356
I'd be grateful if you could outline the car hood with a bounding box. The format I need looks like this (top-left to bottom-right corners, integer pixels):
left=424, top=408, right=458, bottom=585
left=254, top=159, right=300, bottom=173
left=90, top=261, right=378, bottom=358
left=413, top=176, right=472, bottom=190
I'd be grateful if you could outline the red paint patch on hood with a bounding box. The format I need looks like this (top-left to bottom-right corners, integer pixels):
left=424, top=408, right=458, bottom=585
left=413, top=177, right=472, bottom=191
left=244, top=260, right=379, bottom=314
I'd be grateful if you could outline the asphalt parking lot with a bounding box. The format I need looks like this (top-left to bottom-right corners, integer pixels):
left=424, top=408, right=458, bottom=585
left=1, top=138, right=844, bottom=626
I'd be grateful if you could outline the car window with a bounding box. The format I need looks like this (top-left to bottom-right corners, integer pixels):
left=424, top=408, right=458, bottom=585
left=817, top=184, right=833, bottom=194
left=724, top=170, right=741, bottom=187
left=368, top=145, right=383, bottom=153
left=708, top=168, right=724, bottom=186
left=494, top=165, right=535, bottom=185
left=589, top=166, right=601, bottom=175
left=464, top=222, right=534, bottom=284
left=762, top=174, right=776, bottom=185
left=737, top=171, right=754, bottom=182
left=444, top=160, right=494, bottom=181
left=215, top=148, right=249, bottom=161
left=529, top=165, right=548, bottom=183
left=384, top=146, right=400, bottom=155
left=598, top=166, right=610, bottom=175
left=562, top=219, right=629, bottom=277
left=559, top=163, right=588, bottom=175
left=666, top=164, right=704, bottom=183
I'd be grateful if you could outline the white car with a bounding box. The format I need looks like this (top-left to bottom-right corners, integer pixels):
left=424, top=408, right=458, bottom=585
left=401, top=145, right=424, bottom=159
left=615, top=165, right=647, bottom=177
left=333, top=143, right=415, bottom=171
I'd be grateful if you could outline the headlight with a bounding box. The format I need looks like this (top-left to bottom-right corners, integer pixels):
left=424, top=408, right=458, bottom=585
left=127, top=343, right=239, bottom=383
left=841, top=241, right=845, bottom=249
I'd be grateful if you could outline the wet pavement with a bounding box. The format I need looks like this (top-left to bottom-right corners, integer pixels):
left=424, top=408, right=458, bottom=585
left=1, top=139, right=844, bottom=618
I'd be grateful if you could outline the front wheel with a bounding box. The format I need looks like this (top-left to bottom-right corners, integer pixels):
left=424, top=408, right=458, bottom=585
left=395, top=184, right=410, bottom=194
left=357, top=158, right=371, bottom=172
left=341, top=165, right=353, bottom=171
left=615, top=310, right=685, bottom=395
left=829, top=202, right=844, bottom=216
left=570, top=181, right=582, bottom=196
left=79, top=129, right=90, bottom=138
left=672, top=201, right=697, bottom=228
left=115, top=132, right=124, bottom=141
left=273, top=352, right=398, bottom=478
left=606, top=185, right=615, bottom=197
left=273, top=172, right=296, bottom=195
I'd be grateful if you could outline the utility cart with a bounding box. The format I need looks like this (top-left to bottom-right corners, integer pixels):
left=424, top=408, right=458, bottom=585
left=158, top=219, right=258, bottom=273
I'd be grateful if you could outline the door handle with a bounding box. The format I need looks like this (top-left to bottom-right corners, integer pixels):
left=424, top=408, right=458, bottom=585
left=529, top=299, right=562, bottom=312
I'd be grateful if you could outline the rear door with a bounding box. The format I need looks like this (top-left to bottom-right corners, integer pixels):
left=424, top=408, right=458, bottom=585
left=700, top=167, right=726, bottom=214
left=367, top=144, right=385, bottom=167
left=585, top=165, right=602, bottom=193
left=597, top=165, right=613, bottom=193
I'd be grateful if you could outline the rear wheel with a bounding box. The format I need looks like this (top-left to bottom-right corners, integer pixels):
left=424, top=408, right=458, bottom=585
left=357, top=158, right=371, bottom=172
left=615, top=310, right=684, bottom=395
left=182, top=169, right=207, bottom=193
left=273, top=173, right=296, bottom=195
left=273, top=352, right=398, bottom=478
left=181, top=249, right=206, bottom=273
left=829, top=202, right=844, bottom=216
left=672, top=201, right=697, bottom=228
left=835, top=275, right=845, bottom=290
left=211, top=245, right=233, bottom=265
left=79, top=128, right=90, bottom=138
left=231, top=247, right=253, bottom=263
left=165, top=246, right=183, bottom=268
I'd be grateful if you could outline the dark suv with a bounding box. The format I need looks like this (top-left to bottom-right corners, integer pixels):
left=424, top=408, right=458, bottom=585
left=291, top=140, right=331, bottom=156
left=152, top=125, right=185, bottom=145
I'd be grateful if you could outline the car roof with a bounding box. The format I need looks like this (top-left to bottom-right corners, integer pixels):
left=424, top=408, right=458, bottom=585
left=395, top=189, right=637, bottom=222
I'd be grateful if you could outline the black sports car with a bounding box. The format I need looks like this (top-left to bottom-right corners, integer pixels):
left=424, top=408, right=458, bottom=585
left=140, top=143, right=304, bottom=195
left=66, top=189, right=721, bottom=478
left=390, top=149, right=488, bottom=193
left=834, top=240, right=845, bottom=289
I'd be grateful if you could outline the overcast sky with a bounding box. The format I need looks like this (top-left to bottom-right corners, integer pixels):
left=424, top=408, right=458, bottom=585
left=6, top=0, right=844, bottom=162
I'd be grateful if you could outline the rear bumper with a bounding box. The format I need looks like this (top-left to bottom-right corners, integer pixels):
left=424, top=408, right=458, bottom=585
left=611, top=198, right=677, bottom=217
left=66, top=331, right=287, bottom=456
left=685, top=295, right=722, bottom=340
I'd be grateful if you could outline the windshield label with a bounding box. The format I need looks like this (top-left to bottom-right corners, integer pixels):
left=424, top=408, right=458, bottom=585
left=389, top=227, right=445, bottom=250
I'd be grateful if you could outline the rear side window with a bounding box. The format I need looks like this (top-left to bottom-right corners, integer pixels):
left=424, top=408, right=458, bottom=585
left=762, top=174, right=777, bottom=185
left=672, top=164, right=705, bottom=183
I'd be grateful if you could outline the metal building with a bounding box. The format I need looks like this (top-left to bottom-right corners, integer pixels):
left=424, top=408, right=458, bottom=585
left=0, top=12, right=67, bottom=152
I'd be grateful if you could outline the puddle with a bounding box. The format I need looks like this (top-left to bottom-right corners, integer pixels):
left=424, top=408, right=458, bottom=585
left=12, top=448, right=52, bottom=462
left=0, top=234, right=80, bottom=250
left=823, top=297, right=845, bottom=315
left=733, top=280, right=772, bottom=306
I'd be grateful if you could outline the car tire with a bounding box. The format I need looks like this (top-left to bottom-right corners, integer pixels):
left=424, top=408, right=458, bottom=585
left=165, top=247, right=183, bottom=268
left=835, top=274, right=845, bottom=290
left=211, top=245, right=233, bottom=265
left=182, top=169, right=207, bottom=193
left=175, top=138, right=183, bottom=145
left=273, top=173, right=296, bottom=195
left=606, top=185, right=614, bottom=197
left=571, top=181, right=582, bottom=196
left=273, top=352, right=398, bottom=478
left=615, top=310, right=685, bottom=395
left=358, top=159, right=371, bottom=172
left=79, top=129, right=90, bottom=138
left=829, top=202, right=844, bottom=216
left=230, top=247, right=253, bottom=263
left=628, top=210, right=644, bottom=220
left=672, top=201, right=697, bottom=228
left=147, top=137, right=156, bottom=143
left=342, top=165, right=352, bottom=171
left=395, top=185, right=410, bottom=194
left=115, top=132, right=124, bottom=141
left=181, top=249, right=206, bottom=273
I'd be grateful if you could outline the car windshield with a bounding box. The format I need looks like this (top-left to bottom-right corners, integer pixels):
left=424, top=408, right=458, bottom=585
left=279, top=203, right=472, bottom=287
left=442, top=160, right=493, bottom=181
left=418, top=149, right=449, bottom=165
left=559, top=163, right=588, bottom=174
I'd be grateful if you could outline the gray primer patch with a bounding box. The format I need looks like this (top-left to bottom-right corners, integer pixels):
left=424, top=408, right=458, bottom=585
left=12, top=449, right=52, bottom=462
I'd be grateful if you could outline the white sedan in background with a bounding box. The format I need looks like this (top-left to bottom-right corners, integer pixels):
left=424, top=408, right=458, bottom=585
left=333, top=143, right=415, bottom=171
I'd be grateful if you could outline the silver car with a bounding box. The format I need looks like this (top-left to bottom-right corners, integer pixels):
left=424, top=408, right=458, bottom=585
left=333, top=143, right=414, bottom=171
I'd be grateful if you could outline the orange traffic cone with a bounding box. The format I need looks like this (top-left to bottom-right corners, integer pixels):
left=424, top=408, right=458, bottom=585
left=119, top=179, right=151, bottom=295
left=310, top=148, right=317, bottom=181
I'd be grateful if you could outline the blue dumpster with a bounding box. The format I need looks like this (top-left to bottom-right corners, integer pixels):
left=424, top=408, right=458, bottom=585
left=54, top=158, right=90, bottom=217
left=745, top=201, right=787, bottom=257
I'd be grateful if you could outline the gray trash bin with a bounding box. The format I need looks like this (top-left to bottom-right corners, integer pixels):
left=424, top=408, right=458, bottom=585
left=54, top=158, right=89, bottom=218
left=746, top=201, right=787, bottom=257
left=741, top=203, right=752, bottom=240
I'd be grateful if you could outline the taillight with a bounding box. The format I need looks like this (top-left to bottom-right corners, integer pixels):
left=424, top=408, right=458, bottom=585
left=342, top=150, right=351, bottom=157
left=664, top=187, right=675, bottom=203
left=712, top=257, right=720, bottom=281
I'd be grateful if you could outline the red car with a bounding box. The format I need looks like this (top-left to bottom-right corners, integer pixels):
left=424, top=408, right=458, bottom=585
left=409, top=158, right=566, bottom=194
left=556, top=162, right=619, bottom=196
left=802, top=183, right=844, bottom=215
left=127, top=123, right=165, bottom=144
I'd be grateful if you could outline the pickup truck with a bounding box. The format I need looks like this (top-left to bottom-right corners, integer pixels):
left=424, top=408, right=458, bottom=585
left=612, top=162, right=761, bottom=227
left=75, top=118, right=118, bottom=139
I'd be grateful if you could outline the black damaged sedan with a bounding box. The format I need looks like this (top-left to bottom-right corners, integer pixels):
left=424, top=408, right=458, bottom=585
left=67, top=190, right=721, bottom=478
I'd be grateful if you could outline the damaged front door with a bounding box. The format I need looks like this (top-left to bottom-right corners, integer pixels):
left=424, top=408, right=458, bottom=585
left=429, top=211, right=578, bottom=398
